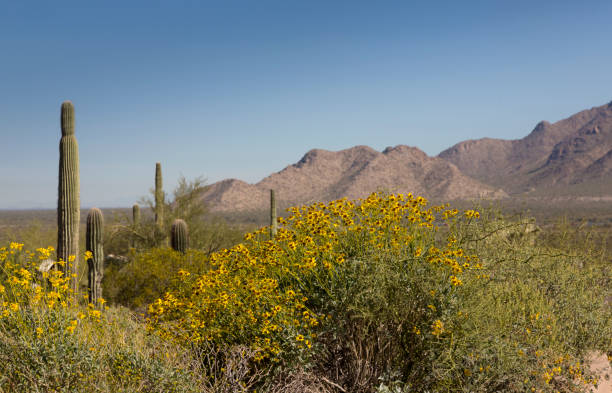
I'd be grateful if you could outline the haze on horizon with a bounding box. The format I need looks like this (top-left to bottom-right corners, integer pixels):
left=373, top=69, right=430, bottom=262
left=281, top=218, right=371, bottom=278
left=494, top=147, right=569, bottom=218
left=1, top=0, right=611, bottom=209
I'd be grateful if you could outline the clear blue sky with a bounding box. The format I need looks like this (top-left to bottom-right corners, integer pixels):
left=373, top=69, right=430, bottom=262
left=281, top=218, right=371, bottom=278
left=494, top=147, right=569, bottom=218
left=1, top=1, right=611, bottom=209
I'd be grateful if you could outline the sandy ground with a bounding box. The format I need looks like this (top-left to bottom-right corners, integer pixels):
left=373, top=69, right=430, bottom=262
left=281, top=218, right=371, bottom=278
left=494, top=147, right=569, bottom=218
left=588, top=352, right=611, bottom=393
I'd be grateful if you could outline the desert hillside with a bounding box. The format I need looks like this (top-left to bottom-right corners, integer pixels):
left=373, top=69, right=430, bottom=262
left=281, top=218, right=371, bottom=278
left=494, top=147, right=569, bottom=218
left=439, top=101, right=612, bottom=195
left=201, top=145, right=506, bottom=212
left=202, top=100, right=612, bottom=212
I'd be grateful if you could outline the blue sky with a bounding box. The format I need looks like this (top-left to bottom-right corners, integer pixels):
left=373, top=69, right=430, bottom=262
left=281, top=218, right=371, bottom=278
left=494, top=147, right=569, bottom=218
left=1, top=1, right=611, bottom=209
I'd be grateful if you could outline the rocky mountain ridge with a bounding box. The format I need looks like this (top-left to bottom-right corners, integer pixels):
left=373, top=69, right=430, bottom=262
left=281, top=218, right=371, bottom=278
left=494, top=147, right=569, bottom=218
left=439, top=101, right=612, bottom=195
left=201, top=145, right=505, bottom=212
left=201, top=100, right=612, bottom=212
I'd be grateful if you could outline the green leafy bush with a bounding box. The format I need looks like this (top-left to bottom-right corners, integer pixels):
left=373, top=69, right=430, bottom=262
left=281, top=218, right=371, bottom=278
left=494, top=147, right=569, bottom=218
left=0, top=243, right=210, bottom=393
left=148, top=193, right=611, bottom=392
left=103, top=248, right=210, bottom=311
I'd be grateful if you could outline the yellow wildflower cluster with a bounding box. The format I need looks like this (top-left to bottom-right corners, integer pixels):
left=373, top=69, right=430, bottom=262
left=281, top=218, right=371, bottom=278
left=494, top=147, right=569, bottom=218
left=148, top=192, right=480, bottom=361
left=431, top=319, right=445, bottom=337
left=0, top=245, right=103, bottom=339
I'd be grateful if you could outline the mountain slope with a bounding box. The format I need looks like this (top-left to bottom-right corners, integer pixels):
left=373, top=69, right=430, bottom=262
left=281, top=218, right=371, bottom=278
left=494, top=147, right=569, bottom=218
left=201, top=145, right=506, bottom=212
left=439, top=101, right=612, bottom=194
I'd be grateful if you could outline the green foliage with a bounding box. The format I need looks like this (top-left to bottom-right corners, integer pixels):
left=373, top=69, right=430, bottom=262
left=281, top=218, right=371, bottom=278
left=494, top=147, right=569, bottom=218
left=57, top=100, right=80, bottom=288
left=103, top=248, right=210, bottom=311
left=2, top=193, right=610, bottom=392
left=147, top=194, right=611, bottom=392
left=0, top=243, right=211, bottom=393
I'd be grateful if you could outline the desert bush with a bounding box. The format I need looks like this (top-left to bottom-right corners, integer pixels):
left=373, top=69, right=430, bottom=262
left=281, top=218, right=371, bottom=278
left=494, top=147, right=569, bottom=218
left=0, top=242, right=212, bottom=393
left=2, top=192, right=610, bottom=393
left=101, top=176, right=247, bottom=309
left=148, top=193, right=611, bottom=392
left=147, top=193, right=468, bottom=381
left=103, top=247, right=211, bottom=311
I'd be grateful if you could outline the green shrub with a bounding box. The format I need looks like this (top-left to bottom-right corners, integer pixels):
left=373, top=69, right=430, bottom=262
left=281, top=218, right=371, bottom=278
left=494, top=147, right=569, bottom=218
left=148, top=193, right=611, bottom=392
left=0, top=243, right=210, bottom=393
left=103, top=247, right=210, bottom=311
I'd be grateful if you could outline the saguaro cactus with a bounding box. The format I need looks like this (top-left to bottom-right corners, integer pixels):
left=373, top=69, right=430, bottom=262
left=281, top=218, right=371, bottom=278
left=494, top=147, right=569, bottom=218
left=171, top=219, right=188, bottom=254
left=133, top=203, right=141, bottom=226
left=154, top=162, right=165, bottom=245
left=86, top=208, right=104, bottom=305
left=131, top=203, right=140, bottom=249
left=57, top=101, right=80, bottom=291
left=155, top=162, right=163, bottom=227
left=270, top=189, right=278, bottom=239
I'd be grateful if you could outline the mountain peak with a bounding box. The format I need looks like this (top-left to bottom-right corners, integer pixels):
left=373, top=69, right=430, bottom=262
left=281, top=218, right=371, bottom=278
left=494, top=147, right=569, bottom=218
left=439, top=100, right=612, bottom=194
left=532, top=120, right=551, bottom=133
left=382, top=144, right=423, bottom=154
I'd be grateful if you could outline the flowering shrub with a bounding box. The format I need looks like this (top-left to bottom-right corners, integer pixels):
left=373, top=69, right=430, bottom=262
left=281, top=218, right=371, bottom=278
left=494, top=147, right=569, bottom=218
left=0, top=243, right=212, bottom=392
left=2, top=193, right=609, bottom=392
left=147, top=193, right=611, bottom=392
left=147, top=193, right=481, bottom=363
left=103, top=247, right=211, bottom=311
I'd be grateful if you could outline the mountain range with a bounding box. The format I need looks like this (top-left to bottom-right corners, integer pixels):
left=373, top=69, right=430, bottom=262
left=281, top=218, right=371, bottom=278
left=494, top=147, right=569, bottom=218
left=201, top=100, right=612, bottom=212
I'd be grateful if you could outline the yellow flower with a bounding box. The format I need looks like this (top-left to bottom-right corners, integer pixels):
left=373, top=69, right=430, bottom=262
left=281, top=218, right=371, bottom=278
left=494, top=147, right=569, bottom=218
left=431, top=319, right=445, bottom=337
left=296, top=334, right=304, bottom=341
left=10, top=242, right=24, bottom=251
left=84, top=251, right=93, bottom=260
left=66, top=320, right=77, bottom=334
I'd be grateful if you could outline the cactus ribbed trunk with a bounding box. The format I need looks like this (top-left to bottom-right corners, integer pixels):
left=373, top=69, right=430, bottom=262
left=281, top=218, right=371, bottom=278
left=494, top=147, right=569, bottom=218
left=154, top=162, right=165, bottom=246
left=131, top=203, right=140, bottom=249
left=86, top=208, right=104, bottom=305
left=270, top=189, right=277, bottom=239
left=57, top=101, right=80, bottom=292
left=133, top=203, right=141, bottom=226
left=171, top=219, right=188, bottom=254
left=155, top=162, right=163, bottom=225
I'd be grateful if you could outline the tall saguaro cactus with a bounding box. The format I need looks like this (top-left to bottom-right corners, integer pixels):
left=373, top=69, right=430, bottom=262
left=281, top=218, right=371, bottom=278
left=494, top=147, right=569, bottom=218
left=133, top=203, right=141, bottom=226
left=155, top=162, right=163, bottom=226
left=270, top=189, right=278, bottom=239
left=131, top=203, right=140, bottom=249
left=86, top=208, right=104, bottom=305
left=154, top=162, right=165, bottom=245
left=57, top=101, right=80, bottom=291
left=171, top=219, right=188, bottom=254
